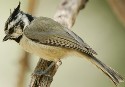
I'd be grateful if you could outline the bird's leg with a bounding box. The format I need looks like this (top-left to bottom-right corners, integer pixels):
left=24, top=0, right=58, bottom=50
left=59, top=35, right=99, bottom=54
left=33, top=60, right=62, bottom=76
left=33, top=62, right=55, bottom=76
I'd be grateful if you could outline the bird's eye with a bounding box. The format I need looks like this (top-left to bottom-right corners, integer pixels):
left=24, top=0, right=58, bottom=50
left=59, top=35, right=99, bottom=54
left=9, top=27, right=14, bottom=34
left=20, top=21, right=24, bottom=29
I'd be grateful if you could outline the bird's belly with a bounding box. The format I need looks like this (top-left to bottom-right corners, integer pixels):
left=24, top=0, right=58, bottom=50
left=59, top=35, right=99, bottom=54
left=20, top=36, right=69, bottom=61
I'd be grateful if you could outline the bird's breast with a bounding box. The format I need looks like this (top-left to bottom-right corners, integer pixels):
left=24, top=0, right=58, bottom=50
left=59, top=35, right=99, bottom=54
left=19, top=35, right=69, bottom=61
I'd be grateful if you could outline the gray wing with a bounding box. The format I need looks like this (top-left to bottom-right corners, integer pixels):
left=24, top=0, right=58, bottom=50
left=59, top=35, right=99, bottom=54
left=24, top=17, right=97, bottom=55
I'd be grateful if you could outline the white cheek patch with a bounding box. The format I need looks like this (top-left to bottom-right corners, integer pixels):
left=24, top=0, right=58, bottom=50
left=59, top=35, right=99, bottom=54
left=16, top=28, right=23, bottom=34
left=22, top=15, right=30, bottom=28
left=11, top=33, right=20, bottom=38
left=11, top=28, right=23, bottom=38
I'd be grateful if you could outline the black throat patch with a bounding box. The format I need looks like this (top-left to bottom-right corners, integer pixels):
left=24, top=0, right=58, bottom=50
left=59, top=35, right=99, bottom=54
left=13, top=35, right=23, bottom=43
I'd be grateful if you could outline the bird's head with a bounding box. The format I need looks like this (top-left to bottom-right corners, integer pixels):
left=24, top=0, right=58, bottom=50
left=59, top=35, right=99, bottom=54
left=3, top=2, right=33, bottom=43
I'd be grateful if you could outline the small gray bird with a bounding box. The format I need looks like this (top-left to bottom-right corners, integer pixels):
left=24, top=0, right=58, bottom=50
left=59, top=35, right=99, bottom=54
left=3, top=2, right=124, bottom=85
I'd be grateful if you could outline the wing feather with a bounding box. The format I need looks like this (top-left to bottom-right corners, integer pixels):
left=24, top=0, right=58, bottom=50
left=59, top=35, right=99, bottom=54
left=24, top=17, right=97, bottom=55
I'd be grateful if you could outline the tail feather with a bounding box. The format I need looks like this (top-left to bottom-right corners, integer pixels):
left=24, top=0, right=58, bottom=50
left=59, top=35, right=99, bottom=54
left=88, top=55, right=124, bottom=86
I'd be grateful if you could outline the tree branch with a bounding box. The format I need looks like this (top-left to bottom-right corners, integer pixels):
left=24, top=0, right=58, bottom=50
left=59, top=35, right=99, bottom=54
left=29, top=0, right=88, bottom=87
left=54, top=0, right=88, bottom=28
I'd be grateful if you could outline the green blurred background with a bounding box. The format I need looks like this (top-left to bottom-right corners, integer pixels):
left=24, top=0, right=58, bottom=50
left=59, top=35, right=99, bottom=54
left=0, top=0, right=125, bottom=87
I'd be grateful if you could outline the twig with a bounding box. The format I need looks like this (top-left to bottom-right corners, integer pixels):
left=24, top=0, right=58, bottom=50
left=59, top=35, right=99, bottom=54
left=29, top=0, right=88, bottom=87
left=54, top=0, right=88, bottom=28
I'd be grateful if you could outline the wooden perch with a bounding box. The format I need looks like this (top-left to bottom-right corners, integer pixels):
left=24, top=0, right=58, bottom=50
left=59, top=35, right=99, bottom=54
left=29, top=0, right=88, bottom=87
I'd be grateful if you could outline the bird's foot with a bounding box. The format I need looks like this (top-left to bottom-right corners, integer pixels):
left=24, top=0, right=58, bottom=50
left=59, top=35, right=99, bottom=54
left=32, top=61, right=55, bottom=77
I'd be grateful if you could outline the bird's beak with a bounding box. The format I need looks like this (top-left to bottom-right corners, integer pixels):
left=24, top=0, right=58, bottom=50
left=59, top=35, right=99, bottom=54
left=3, top=35, right=11, bottom=41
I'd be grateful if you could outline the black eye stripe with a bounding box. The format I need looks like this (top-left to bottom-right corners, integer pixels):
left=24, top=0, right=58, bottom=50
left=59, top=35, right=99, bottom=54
left=13, top=15, right=18, bottom=20
left=9, top=26, right=14, bottom=34
left=20, top=21, right=24, bottom=29
left=15, top=20, right=21, bottom=26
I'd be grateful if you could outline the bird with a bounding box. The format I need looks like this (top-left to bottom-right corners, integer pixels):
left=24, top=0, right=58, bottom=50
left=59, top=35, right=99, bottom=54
left=3, top=2, right=124, bottom=86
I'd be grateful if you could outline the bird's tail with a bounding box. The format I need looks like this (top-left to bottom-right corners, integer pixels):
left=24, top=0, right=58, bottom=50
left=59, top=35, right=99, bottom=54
left=86, top=54, right=124, bottom=86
